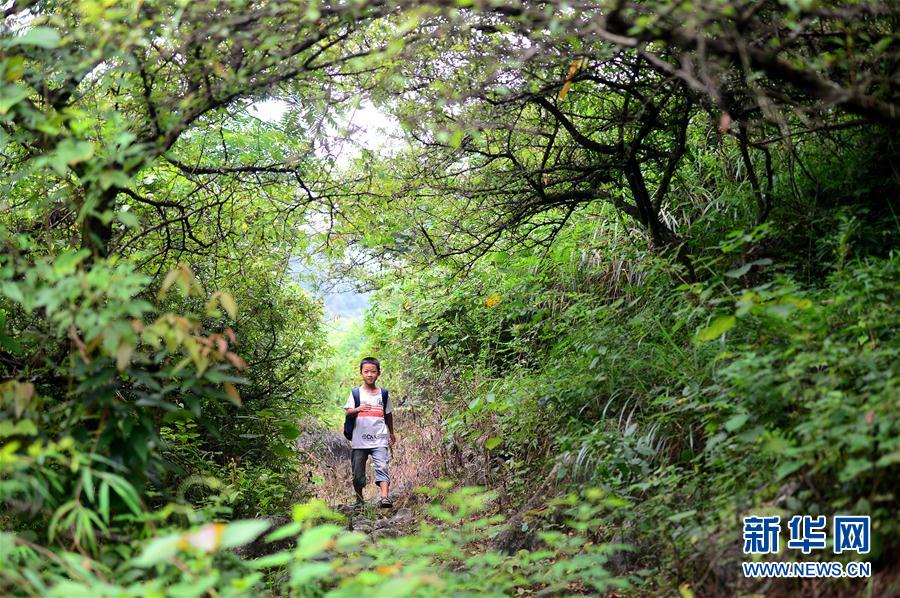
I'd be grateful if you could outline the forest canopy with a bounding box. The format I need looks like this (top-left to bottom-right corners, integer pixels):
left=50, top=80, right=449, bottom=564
left=0, top=0, right=897, bottom=595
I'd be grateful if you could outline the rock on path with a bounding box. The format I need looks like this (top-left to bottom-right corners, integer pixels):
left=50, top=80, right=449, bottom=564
left=233, top=505, right=413, bottom=559
left=335, top=503, right=414, bottom=541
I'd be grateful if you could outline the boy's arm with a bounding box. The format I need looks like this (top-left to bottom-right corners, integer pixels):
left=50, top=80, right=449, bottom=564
left=385, top=412, right=396, bottom=445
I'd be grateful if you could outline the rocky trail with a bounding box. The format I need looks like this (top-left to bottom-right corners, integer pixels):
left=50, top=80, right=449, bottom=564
left=291, top=418, right=548, bottom=554
left=294, top=424, right=423, bottom=537
left=334, top=503, right=415, bottom=541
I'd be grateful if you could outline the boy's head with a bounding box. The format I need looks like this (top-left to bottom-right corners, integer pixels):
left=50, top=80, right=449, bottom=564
left=359, top=357, right=381, bottom=386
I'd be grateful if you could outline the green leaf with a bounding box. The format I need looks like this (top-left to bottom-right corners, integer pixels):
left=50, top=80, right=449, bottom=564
left=694, top=315, right=736, bottom=342
left=289, top=562, right=332, bottom=585
left=252, top=551, right=293, bottom=569
left=265, top=521, right=303, bottom=542
left=666, top=509, right=696, bottom=522
left=98, top=170, right=131, bottom=190
left=220, top=519, right=271, bottom=549
left=0, top=419, right=37, bottom=436
left=99, top=482, right=110, bottom=523
left=48, top=501, right=77, bottom=543
left=724, top=413, right=749, bottom=432
left=272, top=443, right=293, bottom=458
left=775, top=460, right=803, bottom=481
left=81, top=468, right=95, bottom=503
left=116, top=342, right=133, bottom=371
left=53, top=249, right=90, bottom=274
left=876, top=451, right=900, bottom=467
left=726, top=258, right=772, bottom=278
left=376, top=575, right=426, bottom=596
left=0, top=84, right=30, bottom=115
left=679, top=583, right=696, bottom=598
left=2, top=56, right=25, bottom=83
left=276, top=422, right=301, bottom=440
left=55, top=139, right=94, bottom=166
left=295, top=524, right=342, bottom=559
left=0, top=325, right=23, bottom=356
left=103, top=473, right=142, bottom=514
left=765, top=303, right=795, bottom=319
left=116, top=210, right=140, bottom=229
left=8, top=27, right=61, bottom=49
left=133, top=534, right=181, bottom=567
left=335, top=531, right=367, bottom=550
left=0, top=532, right=16, bottom=562
left=724, top=263, right=752, bottom=278
left=839, top=458, right=873, bottom=482
left=0, top=282, right=24, bottom=304
left=218, top=291, right=238, bottom=319
left=484, top=437, right=502, bottom=450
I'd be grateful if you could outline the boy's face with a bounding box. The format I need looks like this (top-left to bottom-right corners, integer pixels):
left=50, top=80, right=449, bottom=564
left=360, top=363, right=380, bottom=386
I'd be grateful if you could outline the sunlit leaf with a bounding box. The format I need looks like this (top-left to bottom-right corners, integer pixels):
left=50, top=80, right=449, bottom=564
left=218, top=292, right=238, bottom=319
left=134, top=534, right=181, bottom=567
left=0, top=84, right=29, bottom=115
left=694, top=315, right=736, bottom=342
left=220, top=519, right=271, bottom=549
left=8, top=27, right=61, bottom=49
left=224, top=382, right=241, bottom=406
left=116, top=342, right=133, bottom=371
left=724, top=413, right=748, bottom=432
left=55, top=139, right=94, bottom=166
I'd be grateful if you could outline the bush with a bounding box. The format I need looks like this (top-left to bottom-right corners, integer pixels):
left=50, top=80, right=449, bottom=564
left=364, top=206, right=899, bottom=592
left=0, top=487, right=632, bottom=596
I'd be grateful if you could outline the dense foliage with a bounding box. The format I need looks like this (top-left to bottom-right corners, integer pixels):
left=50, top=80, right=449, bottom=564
left=1, top=0, right=897, bottom=595
left=358, top=103, right=898, bottom=593
left=367, top=216, right=898, bottom=594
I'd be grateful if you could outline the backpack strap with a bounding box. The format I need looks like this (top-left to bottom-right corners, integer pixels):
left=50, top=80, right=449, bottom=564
left=381, top=388, right=389, bottom=411
left=352, top=387, right=360, bottom=407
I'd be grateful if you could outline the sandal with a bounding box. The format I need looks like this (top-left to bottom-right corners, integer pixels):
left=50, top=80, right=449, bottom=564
left=379, top=496, right=393, bottom=508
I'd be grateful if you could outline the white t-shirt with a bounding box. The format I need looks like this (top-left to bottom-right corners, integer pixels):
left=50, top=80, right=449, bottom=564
left=344, top=386, right=393, bottom=448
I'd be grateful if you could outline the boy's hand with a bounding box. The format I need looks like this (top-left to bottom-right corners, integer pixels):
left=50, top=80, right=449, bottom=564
left=389, top=433, right=397, bottom=447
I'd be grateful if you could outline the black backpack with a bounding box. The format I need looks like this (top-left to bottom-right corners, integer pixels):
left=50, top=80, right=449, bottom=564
left=343, top=387, right=389, bottom=441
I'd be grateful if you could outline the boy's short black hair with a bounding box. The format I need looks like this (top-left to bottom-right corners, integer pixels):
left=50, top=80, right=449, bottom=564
left=359, top=357, right=381, bottom=372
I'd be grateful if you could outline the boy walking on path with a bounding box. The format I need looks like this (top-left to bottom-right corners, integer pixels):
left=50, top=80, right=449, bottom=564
left=344, top=357, right=396, bottom=508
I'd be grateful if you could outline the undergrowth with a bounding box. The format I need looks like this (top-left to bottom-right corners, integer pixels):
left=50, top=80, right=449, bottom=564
left=365, top=206, right=899, bottom=595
